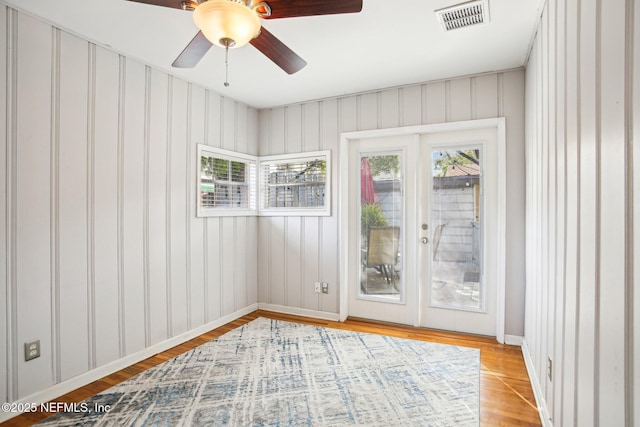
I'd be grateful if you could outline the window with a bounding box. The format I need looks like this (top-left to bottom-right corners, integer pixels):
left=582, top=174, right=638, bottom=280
left=197, top=145, right=257, bottom=217
left=196, top=146, right=330, bottom=217
left=260, top=151, right=331, bottom=216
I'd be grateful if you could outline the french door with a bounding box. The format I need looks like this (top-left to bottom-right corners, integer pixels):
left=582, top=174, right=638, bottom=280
left=345, top=126, right=500, bottom=337
left=346, top=135, right=418, bottom=326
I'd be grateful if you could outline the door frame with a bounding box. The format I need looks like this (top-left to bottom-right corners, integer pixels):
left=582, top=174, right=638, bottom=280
left=338, top=118, right=507, bottom=343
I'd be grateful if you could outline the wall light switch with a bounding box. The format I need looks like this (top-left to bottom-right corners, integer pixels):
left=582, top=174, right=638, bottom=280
left=321, top=282, right=329, bottom=294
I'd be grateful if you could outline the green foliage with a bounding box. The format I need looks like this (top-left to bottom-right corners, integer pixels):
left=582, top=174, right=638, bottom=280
left=361, top=203, right=388, bottom=237
left=368, top=155, right=399, bottom=177
left=201, top=156, right=246, bottom=182
left=433, top=150, right=479, bottom=177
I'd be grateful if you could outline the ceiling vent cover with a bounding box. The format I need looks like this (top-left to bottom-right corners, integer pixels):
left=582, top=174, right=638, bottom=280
left=435, top=0, right=489, bottom=31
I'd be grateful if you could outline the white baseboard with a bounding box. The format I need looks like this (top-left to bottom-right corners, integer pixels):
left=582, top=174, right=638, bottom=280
left=504, top=334, right=523, bottom=346
left=0, top=304, right=258, bottom=423
left=257, top=303, right=340, bottom=322
left=521, top=338, right=553, bottom=427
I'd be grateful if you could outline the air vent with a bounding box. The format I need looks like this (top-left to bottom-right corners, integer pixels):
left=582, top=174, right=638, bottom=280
left=435, top=0, right=489, bottom=31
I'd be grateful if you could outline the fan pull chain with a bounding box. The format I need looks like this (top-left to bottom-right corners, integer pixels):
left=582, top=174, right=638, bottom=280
left=224, top=43, right=230, bottom=87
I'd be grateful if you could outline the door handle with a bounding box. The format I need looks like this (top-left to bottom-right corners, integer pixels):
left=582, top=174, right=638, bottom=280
left=421, top=237, right=429, bottom=244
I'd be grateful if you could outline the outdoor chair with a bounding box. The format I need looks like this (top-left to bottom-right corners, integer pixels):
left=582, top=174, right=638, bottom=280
left=365, top=226, right=400, bottom=286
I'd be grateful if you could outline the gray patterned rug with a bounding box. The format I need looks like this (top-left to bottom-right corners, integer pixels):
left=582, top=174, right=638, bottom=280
left=37, top=317, right=479, bottom=426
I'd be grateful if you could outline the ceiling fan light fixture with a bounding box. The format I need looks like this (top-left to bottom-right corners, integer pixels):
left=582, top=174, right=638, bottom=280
left=193, top=0, right=261, bottom=49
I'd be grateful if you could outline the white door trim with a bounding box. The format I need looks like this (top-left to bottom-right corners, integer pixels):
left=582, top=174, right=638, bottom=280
left=338, top=118, right=506, bottom=343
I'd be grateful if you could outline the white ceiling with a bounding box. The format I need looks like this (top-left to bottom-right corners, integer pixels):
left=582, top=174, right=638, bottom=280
left=3, top=0, right=543, bottom=109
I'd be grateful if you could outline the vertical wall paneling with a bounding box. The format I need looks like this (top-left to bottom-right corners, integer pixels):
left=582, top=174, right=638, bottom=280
left=116, top=54, right=126, bottom=359
left=236, top=103, right=249, bottom=153
left=320, top=212, right=339, bottom=314
left=87, top=43, right=96, bottom=371
left=303, top=102, right=320, bottom=151
left=165, top=76, right=174, bottom=337
left=563, top=0, right=580, bottom=423
left=15, top=12, right=53, bottom=398
left=546, top=2, right=558, bottom=415
left=246, top=216, right=258, bottom=305
left=122, top=58, right=147, bottom=356
left=525, top=0, right=637, bottom=424
left=448, top=78, right=472, bottom=122
left=221, top=217, right=236, bottom=315
left=632, top=0, right=640, bottom=421
left=189, top=85, right=206, bottom=328
left=169, top=77, right=188, bottom=337
left=552, top=0, right=567, bottom=422
left=285, top=217, right=302, bottom=308
left=234, top=218, right=248, bottom=311
left=204, top=90, right=221, bottom=321
left=93, top=46, right=121, bottom=367
left=598, top=0, right=627, bottom=424
left=358, top=93, right=377, bottom=130
left=2, top=8, right=260, bottom=405
left=379, top=89, right=400, bottom=129
left=538, top=9, right=549, bottom=394
left=146, top=69, right=169, bottom=346
left=474, top=74, right=499, bottom=120
left=502, top=71, right=527, bottom=337
left=286, top=104, right=302, bottom=153
left=301, top=218, right=319, bottom=310
left=207, top=91, right=222, bottom=147
left=400, top=85, right=422, bottom=127
left=57, top=29, right=91, bottom=382
left=268, top=217, right=285, bottom=306
left=142, top=65, right=151, bottom=347
left=222, top=97, right=236, bottom=151
left=205, top=211, right=221, bottom=322
left=321, top=99, right=339, bottom=152
left=269, top=108, right=285, bottom=154
left=50, top=26, right=62, bottom=387
left=577, top=1, right=598, bottom=424
left=257, top=215, right=270, bottom=304
left=424, top=81, right=446, bottom=125
left=1, top=4, right=11, bottom=405
left=338, top=97, right=357, bottom=134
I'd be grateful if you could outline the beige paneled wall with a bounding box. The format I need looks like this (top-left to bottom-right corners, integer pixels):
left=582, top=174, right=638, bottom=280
left=524, top=0, right=637, bottom=425
left=1, top=7, right=258, bottom=405
left=257, top=69, right=526, bottom=334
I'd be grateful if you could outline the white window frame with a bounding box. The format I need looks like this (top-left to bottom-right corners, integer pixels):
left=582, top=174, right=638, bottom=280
left=196, top=144, right=258, bottom=217
left=259, top=150, right=331, bottom=217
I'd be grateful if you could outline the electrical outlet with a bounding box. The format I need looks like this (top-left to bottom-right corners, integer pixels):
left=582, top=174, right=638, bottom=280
left=321, top=282, right=329, bottom=294
left=25, top=339, right=40, bottom=361
left=314, top=282, right=321, bottom=293
left=547, top=356, right=553, bottom=382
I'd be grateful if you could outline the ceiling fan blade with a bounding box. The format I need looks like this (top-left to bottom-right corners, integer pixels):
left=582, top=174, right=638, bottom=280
left=250, top=27, right=307, bottom=74
left=261, top=0, right=363, bottom=19
left=172, top=31, right=213, bottom=68
left=126, top=0, right=186, bottom=10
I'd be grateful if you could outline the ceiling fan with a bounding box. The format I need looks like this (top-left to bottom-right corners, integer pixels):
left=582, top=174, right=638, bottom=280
left=127, top=0, right=363, bottom=77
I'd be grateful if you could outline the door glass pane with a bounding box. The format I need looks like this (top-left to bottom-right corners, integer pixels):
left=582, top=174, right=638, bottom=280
left=359, top=152, right=403, bottom=300
left=430, top=148, right=482, bottom=310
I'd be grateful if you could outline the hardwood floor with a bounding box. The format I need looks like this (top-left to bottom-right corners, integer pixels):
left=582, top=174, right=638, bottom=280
left=2, top=310, right=542, bottom=426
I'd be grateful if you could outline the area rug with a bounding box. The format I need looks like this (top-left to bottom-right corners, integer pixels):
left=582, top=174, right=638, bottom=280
left=37, top=317, right=479, bottom=426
